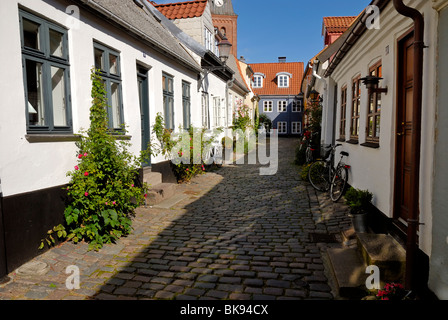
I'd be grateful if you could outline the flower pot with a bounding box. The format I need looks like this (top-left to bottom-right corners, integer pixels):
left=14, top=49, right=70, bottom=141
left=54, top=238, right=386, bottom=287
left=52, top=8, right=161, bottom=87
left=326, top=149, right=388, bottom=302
left=349, top=211, right=368, bottom=233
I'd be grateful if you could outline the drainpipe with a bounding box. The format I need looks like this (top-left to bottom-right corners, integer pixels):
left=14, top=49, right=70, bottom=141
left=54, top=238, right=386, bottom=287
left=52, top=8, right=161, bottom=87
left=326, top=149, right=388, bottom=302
left=392, top=0, right=425, bottom=292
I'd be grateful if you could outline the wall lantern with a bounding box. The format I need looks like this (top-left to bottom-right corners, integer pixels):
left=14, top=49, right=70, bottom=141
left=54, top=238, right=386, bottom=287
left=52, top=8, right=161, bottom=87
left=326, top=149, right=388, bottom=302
left=360, top=75, right=388, bottom=94
left=309, top=89, right=320, bottom=102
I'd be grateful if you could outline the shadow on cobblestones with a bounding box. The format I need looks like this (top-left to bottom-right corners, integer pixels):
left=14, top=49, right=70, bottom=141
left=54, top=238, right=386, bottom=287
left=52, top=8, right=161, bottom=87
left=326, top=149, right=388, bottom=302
left=90, top=138, right=348, bottom=300
left=0, top=138, right=352, bottom=301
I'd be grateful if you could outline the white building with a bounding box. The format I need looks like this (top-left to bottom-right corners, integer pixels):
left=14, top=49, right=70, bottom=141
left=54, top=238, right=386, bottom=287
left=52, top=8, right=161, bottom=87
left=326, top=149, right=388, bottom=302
left=0, top=0, right=204, bottom=276
left=309, top=0, right=448, bottom=298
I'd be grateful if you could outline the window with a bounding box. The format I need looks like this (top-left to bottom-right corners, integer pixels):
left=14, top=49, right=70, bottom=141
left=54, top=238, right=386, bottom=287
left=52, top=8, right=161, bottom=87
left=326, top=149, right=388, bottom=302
left=340, top=86, right=347, bottom=140
left=366, top=62, right=382, bottom=144
left=263, top=101, right=273, bottom=112
left=277, top=121, right=287, bottom=134
left=202, top=92, right=209, bottom=129
left=162, top=73, right=174, bottom=130
left=292, top=100, right=301, bottom=112
left=350, top=76, right=361, bottom=141
left=94, top=42, right=123, bottom=130
left=204, top=28, right=214, bottom=52
left=278, top=100, right=287, bottom=113
left=292, top=122, right=301, bottom=134
left=253, top=75, right=263, bottom=88
left=20, top=10, right=72, bottom=133
left=278, top=75, right=289, bottom=88
left=182, top=81, right=191, bottom=130
left=213, top=97, right=226, bottom=127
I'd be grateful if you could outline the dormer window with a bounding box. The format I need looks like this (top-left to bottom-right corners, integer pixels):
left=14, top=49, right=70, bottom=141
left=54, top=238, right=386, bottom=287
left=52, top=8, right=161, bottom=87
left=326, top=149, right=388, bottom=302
left=276, top=72, right=292, bottom=88
left=252, top=72, right=265, bottom=88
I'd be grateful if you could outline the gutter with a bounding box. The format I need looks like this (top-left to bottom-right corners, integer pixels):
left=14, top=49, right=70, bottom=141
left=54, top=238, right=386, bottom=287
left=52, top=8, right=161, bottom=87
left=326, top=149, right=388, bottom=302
left=392, top=0, right=425, bottom=292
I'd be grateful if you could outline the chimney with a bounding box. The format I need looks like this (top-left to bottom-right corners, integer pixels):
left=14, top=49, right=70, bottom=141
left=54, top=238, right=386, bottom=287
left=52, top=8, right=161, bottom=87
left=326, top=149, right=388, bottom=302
left=278, top=57, right=286, bottom=63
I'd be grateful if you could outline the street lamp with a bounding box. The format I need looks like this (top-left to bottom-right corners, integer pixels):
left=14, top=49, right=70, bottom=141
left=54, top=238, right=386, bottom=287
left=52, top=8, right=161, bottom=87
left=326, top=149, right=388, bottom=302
left=360, top=75, right=388, bottom=95
left=198, top=36, right=233, bottom=90
left=217, top=36, right=232, bottom=64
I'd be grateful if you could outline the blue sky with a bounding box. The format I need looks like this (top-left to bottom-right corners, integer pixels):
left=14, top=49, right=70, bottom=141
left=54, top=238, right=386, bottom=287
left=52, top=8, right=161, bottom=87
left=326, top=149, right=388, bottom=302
left=155, top=0, right=371, bottom=64
left=233, top=0, right=371, bottom=64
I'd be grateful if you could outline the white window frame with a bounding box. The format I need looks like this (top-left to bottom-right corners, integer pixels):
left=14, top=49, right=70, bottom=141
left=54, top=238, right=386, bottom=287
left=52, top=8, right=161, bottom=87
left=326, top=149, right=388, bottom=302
left=291, top=122, right=301, bottom=134
left=204, top=27, right=214, bottom=52
left=263, top=101, right=273, bottom=112
left=277, top=121, right=287, bottom=134
left=278, top=100, right=287, bottom=113
left=252, top=75, right=263, bottom=88
left=278, top=75, right=289, bottom=88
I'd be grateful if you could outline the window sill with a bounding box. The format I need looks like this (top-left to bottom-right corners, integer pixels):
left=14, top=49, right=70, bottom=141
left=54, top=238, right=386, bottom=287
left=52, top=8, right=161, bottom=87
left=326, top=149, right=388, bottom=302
left=346, top=139, right=359, bottom=145
left=25, top=134, right=131, bottom=143
left=360, top=142, right=380, bottom=149
left=25, top=134, right=81, bottom=143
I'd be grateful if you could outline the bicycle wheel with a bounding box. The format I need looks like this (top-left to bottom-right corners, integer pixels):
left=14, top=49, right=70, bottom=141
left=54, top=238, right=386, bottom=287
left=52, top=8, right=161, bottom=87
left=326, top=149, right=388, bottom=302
left=330, top=166, right=348, bottom=202
left=308, top=160, right=331, bottom=192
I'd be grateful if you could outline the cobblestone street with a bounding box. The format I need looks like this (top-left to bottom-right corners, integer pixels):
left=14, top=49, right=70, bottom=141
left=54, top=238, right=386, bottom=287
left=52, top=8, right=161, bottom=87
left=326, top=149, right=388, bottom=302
left=0, top=137, right=352, bottom=300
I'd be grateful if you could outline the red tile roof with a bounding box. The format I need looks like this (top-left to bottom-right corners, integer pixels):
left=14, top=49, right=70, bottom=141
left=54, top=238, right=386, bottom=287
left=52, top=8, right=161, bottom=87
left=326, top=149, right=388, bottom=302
left=250, top=62, right=304, bottom=96
left=150, top=0, right=208, bottom=20
left=323, top=16, right=357, bottom=34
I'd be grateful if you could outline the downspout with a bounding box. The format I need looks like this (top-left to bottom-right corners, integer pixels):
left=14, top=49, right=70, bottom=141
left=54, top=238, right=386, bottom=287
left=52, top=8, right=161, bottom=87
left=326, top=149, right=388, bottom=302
left=392, top=0, right=425, bottom=291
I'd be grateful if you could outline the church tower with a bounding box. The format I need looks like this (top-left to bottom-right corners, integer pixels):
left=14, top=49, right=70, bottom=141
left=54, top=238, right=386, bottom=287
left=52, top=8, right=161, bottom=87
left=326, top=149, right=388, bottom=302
left=208, top=0, right=238, bottom=57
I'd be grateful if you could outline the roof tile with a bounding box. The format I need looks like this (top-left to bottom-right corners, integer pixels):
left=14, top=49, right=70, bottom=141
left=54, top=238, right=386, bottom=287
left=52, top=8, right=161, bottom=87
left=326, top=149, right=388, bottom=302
left=323, top=16, right=357, bottom=34
left=151, top=0, right=208, bottom=20
left=250, top=62, right=304, bottom=96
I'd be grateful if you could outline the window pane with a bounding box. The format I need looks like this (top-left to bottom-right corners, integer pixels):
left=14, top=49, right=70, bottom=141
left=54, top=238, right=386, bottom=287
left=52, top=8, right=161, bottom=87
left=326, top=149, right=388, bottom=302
left=109, top=54, right=118, bottom=75
left=376, top=115, right=381, bottom=137
left=51, top=66, right=67, bottom=126
left=94, top=48, right=104, bottom=71
left=23, top=18, right=40, bottom=50
left=26, top=60, right=45, bottom=126
left=168, top=78, right=173, bottom=93
left=49, top=29, right=64, bottom=57
left=110, top=82, right=121, bottom=128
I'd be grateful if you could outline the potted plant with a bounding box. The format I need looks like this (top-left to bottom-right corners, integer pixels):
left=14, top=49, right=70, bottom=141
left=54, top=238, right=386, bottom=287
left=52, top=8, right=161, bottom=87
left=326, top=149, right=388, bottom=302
left=344, top=187, right=373, bottom=233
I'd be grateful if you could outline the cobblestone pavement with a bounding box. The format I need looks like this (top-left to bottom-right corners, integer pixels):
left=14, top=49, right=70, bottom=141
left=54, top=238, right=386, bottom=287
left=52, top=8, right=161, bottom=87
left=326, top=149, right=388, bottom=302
left=0, top=138, right=352, bottom=300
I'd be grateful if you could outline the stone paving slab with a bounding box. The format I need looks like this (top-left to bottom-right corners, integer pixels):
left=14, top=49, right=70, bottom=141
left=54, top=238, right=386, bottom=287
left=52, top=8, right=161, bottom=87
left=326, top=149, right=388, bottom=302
left=0, top=138, right=352, bottom=300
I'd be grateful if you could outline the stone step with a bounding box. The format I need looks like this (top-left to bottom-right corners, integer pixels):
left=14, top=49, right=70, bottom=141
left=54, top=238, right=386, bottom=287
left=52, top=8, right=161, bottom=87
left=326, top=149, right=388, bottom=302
left=143, top=171, right=163, bottom=187
left=357, top=233, right=406, bottom=283
left=327, top=246, right=369, bottom=299
left=146, top=183, right=177, bottom=206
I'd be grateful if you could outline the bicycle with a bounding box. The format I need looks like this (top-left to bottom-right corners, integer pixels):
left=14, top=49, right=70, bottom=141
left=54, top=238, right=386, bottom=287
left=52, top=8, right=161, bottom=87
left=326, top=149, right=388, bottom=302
left=307, top=144, right=350, bottom=202
left=299, top=131, right=319, bottom=164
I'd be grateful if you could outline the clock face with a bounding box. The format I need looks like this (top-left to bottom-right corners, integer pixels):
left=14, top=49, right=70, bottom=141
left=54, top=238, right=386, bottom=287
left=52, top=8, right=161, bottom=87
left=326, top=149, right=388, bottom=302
left=215, top=0, right=224, bottom=7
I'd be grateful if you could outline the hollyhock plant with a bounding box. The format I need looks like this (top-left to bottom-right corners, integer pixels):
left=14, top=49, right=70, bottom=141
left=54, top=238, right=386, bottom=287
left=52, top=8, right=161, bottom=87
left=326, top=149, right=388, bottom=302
left=41, top=69, right=148, bottom=252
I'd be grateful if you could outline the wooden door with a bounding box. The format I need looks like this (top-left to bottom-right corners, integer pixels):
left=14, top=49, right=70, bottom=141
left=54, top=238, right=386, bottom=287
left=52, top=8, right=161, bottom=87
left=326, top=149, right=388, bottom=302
left=394, top=30, right=416, bottom=230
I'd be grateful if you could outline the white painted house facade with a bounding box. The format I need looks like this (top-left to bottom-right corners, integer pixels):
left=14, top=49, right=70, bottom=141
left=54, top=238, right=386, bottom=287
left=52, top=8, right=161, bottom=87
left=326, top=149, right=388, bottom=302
left=309, top=0, right=448, bottom=298
left=0, top=0, right=205, bottom=276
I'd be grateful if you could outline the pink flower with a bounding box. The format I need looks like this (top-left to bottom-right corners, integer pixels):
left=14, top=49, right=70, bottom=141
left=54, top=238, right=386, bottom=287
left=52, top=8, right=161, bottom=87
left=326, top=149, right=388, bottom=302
left=112, top=201, right=116, bottom=205
left=105, top=202, right=108, bottom=205
left=74, top=166, right=79, bottom=170
left=84, top=192, right=89, bottom=197
left=144, top=194, right=147, bottom=198
left=84, top=172, right=89, bottom=176
left=131, top=184, right=134, bottom=188
left=84, top=153, right=88, bottom=157
left=78, top=154, right=83, bottom=159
